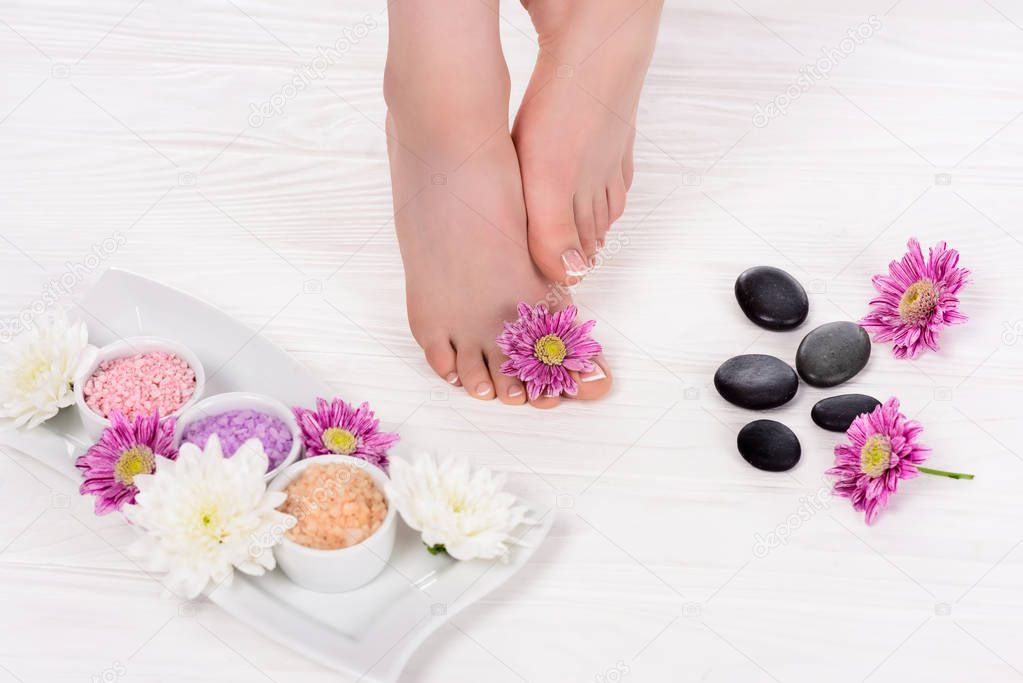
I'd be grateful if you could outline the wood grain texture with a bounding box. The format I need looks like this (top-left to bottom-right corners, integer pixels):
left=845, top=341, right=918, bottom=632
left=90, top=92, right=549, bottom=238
left=3, top=0, right=1023, bottom=681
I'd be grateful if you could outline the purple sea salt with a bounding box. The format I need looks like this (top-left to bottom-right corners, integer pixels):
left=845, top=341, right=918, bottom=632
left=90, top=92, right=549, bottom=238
left=180, top=409, right=293, bottom=471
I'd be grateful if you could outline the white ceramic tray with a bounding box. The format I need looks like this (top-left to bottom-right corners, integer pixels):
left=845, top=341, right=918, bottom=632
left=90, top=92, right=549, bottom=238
left=0, top=269, right=554, bottom=683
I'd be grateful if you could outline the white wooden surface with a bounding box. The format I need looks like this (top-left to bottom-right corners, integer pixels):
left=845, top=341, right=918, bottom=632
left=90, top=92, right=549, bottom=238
left=3, top=0, right=1023, bottom=681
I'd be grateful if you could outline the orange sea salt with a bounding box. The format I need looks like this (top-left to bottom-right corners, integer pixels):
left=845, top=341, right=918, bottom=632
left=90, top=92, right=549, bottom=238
left=280, top=462, right=387, bottom=550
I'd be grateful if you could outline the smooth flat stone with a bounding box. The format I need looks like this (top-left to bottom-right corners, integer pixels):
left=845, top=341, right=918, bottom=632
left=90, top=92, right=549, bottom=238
left=795, top=321, right=871, bottom=387
left=737, top=419, right=801, bottom=472
left=714, top=354, right=798, bottom=410
left=734, top=266, right=808, bottom=331
left=811, top=394, right=881, bottom=432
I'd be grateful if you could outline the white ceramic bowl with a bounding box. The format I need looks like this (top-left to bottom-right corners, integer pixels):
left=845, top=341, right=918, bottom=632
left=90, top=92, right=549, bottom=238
left=268, top=455, right=397, bottom=593
left=74, top=336, right=206, bottom=440
left=174, top=391, right=302, bottom=481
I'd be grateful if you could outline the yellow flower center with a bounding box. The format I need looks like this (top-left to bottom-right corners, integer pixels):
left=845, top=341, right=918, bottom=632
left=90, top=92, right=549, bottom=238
left=114, top=446, right=155, bottom=486
left=898, top=279, right=938, bottom=324
left=322, top=427, right=358, bottom=455
left=533, top=334, right=567, bottom=366
left=197, top=506, right=227, bottom=543
left=860, top=434, right=892, bottom=478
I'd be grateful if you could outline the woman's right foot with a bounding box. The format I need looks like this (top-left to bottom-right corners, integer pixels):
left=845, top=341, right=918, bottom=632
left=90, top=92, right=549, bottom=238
left=512, top=0, right=664, bottom=283
left=383, top=0, right=612, bottom=407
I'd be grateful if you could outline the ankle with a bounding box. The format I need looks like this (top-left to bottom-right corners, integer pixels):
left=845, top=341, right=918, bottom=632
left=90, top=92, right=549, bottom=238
left=530, top=0, right=664, bottom=62
left=384, top=59, right=511, bottom=157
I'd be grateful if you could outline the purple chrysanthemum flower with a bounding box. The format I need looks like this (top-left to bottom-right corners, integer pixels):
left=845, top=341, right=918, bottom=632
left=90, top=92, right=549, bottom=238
left=860, top=238, right=970, bottom=359
left=293, top=397, right=399, bottom=472
left=75, top=411, right=177, bottom=516
left=826, top=397, right=929, bottom=525
left=496, top=302, right=602, bottom=401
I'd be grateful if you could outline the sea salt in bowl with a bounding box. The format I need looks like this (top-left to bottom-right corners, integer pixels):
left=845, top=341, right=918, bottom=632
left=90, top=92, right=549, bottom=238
left=268, top=455, right=397, bottom=593
left=173, top=392, right=301, bottom=481
left=74, top=336, right=206, bottom=440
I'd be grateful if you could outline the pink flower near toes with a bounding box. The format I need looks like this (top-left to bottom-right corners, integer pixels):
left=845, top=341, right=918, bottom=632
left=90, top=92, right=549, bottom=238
left=496, top=302, right=602, bottom=400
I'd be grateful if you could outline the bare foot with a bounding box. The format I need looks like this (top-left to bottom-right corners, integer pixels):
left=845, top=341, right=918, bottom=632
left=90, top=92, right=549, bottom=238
left=384, top=0, right=612, bottom=407
left=513, top=0, right=663, bottom=283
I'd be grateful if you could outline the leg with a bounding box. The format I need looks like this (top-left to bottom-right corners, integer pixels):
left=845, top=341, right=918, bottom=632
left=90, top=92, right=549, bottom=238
left=384, top=0, right=612, bottom=406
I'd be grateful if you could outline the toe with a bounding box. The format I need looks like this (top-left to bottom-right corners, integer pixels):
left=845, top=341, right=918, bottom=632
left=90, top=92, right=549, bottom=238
left=571, top=354, right=613, bottom=400
left=523, top=179, right=589, bottom=284
left=456, top=346, right=494, bottom=401
left=529, top=393, right=561, bottom=409
left=607, top=177, right=627, bottom=227
left=573, top=194, right=598, bottom=263
left=622, top=130, right=636, bottom=191
left=486, top=346, right=526, bottom=405
left=592, top=192, right=609, bottom=263
left=424, top=340, right=460, bottom=386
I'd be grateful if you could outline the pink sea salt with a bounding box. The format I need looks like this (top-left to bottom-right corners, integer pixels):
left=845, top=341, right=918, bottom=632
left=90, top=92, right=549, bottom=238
left=84, top=351, right=196, bottom=421
left=181, top=409, right=293, bottom=471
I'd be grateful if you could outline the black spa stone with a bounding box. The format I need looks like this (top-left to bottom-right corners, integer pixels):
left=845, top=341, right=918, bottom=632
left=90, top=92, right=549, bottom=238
left=811, top=394, right=881, bottom=432
left=795, top=321, right=871, bottom=388
left=737, top=419, right=801, bottom=472
left=734, top=266, right=808, bottom=331
left=713, top=354, right=798, bottom=410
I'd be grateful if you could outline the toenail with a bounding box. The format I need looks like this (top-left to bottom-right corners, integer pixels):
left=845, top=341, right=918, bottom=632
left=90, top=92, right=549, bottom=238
left=562, top=249, right=589, bottom=278
left=475, top=382, right=492, bottom=396
left=581, top=365, right=607, bottom=383
left=508, top=385, right=523, bottom=398
left=545, top=388, right=561, bottom=398
left=446, top=372, right=460, bottom=385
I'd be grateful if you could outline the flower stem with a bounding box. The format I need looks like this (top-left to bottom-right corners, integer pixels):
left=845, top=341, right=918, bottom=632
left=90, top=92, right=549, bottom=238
left=918, top=466, right=974, bottom=480
left=425, top=543, right=447, bottom=556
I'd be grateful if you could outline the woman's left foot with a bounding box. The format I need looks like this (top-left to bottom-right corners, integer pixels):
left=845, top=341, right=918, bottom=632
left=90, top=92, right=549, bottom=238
left=513, top=0, right=663, bottom=284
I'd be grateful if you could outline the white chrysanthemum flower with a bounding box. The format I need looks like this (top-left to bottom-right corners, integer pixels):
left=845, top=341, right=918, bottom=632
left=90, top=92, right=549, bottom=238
left=387, top=452, right=532, bottom=561
left=124, top=435, right=295, bottom=599
left=0, top=310, right=96, bottom=430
